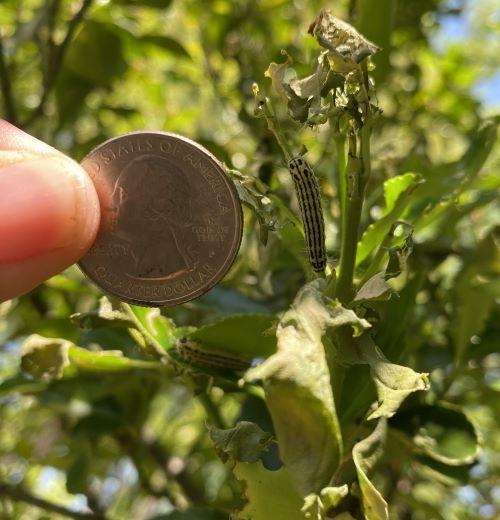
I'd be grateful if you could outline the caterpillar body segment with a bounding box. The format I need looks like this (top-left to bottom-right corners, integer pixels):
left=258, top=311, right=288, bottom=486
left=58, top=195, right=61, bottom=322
left=288, top=157, right=327, bottom=273
left=175, top=337, right=251, bottom=373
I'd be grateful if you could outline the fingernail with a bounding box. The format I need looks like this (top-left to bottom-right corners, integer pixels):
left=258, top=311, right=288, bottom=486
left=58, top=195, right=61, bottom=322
left=0, top=155, right=100, bottom=264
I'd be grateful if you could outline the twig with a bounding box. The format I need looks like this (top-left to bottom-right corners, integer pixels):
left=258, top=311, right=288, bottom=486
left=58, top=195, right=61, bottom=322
left=0, top=34, right=17, bottom=124
left=22, top=0, right=93, bottom=127
left=0, top=482, right=99, bottom=520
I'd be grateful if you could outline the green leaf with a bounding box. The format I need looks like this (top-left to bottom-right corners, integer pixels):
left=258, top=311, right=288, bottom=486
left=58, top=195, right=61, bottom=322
left=246, top=280, right=370, bottom=495
left=190, top=314, right=277, bottom=360
left=68, top=346, right=161, bottom=373
left=114, top=0, right=174, bottom=8
left=356, top=173, right=423, bottom=266
left=66, top=443, right=91, bottom=494
left=414, top=456, right=473, bottom=487
left=139, top=34, right=190, bottom=58
left=390, top=403, right=479, bottom=465
left=353, top=273, right=392, bottom=304
left=356, top=0, right=395, bottom=82
left=233, top=462, right=306, bottom=520
left=352, top=419, right=388, bottom=520
left=65, top=21, right=126, bottom=86
left=450, top=232, right=499, bottom=365
left=127, top=305, right=175, bottom=351
left=150, top=509, right=227, bottom=520
left=21, top=335, right=70, bottom=380
left=337, top=334, right=429, bottom=420
left=71, top=296, right=134, bottom=330
left=208, top=421, right=273, bottom=463
left=21, top=335, right=161, bottom=380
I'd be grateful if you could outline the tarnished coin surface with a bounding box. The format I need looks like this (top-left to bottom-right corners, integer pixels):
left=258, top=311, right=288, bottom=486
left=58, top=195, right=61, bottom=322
left=78, top=132, right=243, bottom=307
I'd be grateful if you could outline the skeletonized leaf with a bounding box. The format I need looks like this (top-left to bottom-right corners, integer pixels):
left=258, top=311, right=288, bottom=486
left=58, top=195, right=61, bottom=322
left=352, top=419, right=388, bottom=520
left=246, top=280, right=370, bottom=495
left=208, top=421, right=273, bottom=463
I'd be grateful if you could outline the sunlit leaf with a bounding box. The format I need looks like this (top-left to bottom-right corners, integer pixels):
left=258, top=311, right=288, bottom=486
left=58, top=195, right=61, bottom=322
left=246, top=280, right=370, bottom=495
left=233, top=462, right=306, bottom=520
left=352, top=419, right=388, bottom=520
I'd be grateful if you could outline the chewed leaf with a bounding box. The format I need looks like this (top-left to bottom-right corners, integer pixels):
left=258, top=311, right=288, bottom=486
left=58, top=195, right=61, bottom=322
left=21, top=335, right=70, bottom=380
left=127, top=304, right=175, bottom=351
left=352, top=420, right=388, bottom=520
left=208, top=421, right=273, bottom=463
left=233, top=461, right=306, bottom=520
left=190, top=314, right=277, bottom=360
left=265, top=51, right=294, bottom=100
left=21, top=335, right=161, bottom=381
left=246, top=280, right=370, bottom=495
left=337, top=335, right=429, bottom=420
left=71, top=296, right=134, bottom=329
left=302, top=485, right=349, bottom=518
left=390, top=403, right=479, bottom=465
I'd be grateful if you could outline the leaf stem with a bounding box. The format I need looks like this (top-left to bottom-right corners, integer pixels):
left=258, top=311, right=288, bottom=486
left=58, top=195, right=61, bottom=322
left=198, top=391, right=228, bottom=429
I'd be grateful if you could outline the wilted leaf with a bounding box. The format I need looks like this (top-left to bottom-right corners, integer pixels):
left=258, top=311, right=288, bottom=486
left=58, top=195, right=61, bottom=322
left=208, top=421, right=273, bottom=463
left=352, top=419, right=388, bottom=520
left=265, top=52, right=294, bottom=100
left=309, top=8, right=380, bottom=70
left=246, top=280, right=370, bottom=495
left=337, top=334, right=429, bottom=420
left=390, top=403, right=479, bottom=465
left=233, top=462, right=306, bottom=520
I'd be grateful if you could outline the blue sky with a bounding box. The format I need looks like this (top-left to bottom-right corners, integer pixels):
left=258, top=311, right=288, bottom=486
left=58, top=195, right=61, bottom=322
left=434, top=1, right=500, bottom=108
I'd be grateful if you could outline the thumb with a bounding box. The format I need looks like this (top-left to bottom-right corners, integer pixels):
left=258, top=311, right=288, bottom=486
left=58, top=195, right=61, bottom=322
left=0, top=120, right=100, bottom=302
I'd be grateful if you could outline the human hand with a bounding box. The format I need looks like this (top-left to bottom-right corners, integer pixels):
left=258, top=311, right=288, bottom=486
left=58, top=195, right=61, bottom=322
left=0, top=120, right=100, bottom=302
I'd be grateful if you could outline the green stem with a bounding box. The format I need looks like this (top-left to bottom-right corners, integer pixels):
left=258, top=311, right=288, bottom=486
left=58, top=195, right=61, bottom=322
left=333, top=131, right=347, bottom=225
left=336, top=132, right=363, bottom=304
left=198, top=392, right=227, bottom=429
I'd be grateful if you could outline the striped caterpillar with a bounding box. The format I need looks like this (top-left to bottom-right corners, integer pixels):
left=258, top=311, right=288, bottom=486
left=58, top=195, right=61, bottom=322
left=288, top=157, right=327, bottom=273
left=175, top=337, right=251, bottom=372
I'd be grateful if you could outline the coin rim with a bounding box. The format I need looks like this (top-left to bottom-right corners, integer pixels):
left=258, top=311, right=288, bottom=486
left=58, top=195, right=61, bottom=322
left=77, top=131, right=243, bottom=307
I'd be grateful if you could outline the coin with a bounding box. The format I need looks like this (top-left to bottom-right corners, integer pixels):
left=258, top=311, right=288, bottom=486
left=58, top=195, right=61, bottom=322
left=78, top=132, right=243, bottom=307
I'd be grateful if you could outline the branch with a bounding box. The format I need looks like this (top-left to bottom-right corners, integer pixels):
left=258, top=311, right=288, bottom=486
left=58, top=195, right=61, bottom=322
left=0, top=482, right=100, bottom=520
left=22, top=0, right=93, bottom=127
left=0, top=34, right=18, bottom=124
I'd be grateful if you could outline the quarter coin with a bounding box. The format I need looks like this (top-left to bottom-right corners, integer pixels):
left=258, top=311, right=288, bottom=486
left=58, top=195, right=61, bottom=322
left=78, top=132, right=243, bottom=307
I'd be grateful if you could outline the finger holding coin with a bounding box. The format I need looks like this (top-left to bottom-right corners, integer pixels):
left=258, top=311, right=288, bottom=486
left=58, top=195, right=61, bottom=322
left=78, top=132, right=243, bottom=307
